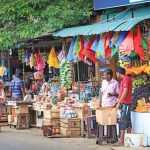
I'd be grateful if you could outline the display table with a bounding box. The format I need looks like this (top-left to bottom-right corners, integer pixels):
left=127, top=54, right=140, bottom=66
left=131, top=111, right=150, bottom=136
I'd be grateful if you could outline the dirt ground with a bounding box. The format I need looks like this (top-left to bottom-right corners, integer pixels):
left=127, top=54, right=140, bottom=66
left=0, top=126, right=149, bottom=150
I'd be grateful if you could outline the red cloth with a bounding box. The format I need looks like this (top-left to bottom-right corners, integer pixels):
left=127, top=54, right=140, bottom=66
left=119, top=29, right=134, bottom=54
left=119, top=76, right=132, bottom=104
left=103, top=32, right=111, bottom=59
left=134, top=26, right=145, bottom=59
left=35, top=50, right=45, bottom=74
left=78, top=36, right=85, bottom=60
left=82, top=35, right=98, bottom=63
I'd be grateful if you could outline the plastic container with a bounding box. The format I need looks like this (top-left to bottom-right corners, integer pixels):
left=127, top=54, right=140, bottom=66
left=124, top=133, right=143, bottom=147
left=147, top=135, right=150, bottom=147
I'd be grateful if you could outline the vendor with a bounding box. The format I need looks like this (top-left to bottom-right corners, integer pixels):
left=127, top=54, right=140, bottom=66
left=100, top=69, right=119, bottom=107
left=10, top=72, right=25, bottom=101
left=0, top=79, right=6, bottom=103
left=41, top=77, right=50, bottom=96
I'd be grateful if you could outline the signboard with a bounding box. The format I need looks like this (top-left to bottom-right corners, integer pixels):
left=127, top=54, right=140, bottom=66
left=94, top=0, right=150, bottom=10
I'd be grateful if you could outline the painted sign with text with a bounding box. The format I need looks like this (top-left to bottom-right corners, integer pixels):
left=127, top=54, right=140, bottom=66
left=93, top=0, right=150, bottom=10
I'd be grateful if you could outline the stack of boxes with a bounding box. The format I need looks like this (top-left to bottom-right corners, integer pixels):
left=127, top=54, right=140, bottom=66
left=0, top=106, right=8, bottom=124
left=60, top=118, right=81, bottom=137
left=74, top=106, right=90, bottom=135
left=43, top=109, right=60, bottom=134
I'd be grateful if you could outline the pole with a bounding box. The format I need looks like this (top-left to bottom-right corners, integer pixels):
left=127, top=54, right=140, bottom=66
left=77, top=62, right=80, bottom=100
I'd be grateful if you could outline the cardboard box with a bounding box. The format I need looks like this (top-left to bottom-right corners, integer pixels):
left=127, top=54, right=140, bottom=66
left=43, top=118, right=60, bottom=127
left=36, top=118, right=43, bottom=127
left=60, top=127, right=81, bottom=137
left=8, top=115, right=14, bottom=123
left=53, top=127, right=60, bottom=134
left=44, top=110, right=60, bottom=119
left=60, top=118, right=81, bottom=128
left=75, top=106, right=90, bottom=119
left=15, top=106, right=29, bottom=114
left=96, top=107, right=117, bottom=125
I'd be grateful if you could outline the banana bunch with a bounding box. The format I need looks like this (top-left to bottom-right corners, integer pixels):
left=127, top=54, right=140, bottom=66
left=59, top=59, right=72, bottom=89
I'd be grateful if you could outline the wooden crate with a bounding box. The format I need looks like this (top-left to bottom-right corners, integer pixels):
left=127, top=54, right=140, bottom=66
left=8, top=115, right=14, bottom=123
left=60, top=118, right=81, bottom=128
left=16, top=106, right=29, bottom=114
left=44, top=110, right=60, bottom=119
left=0, top=115, right=8, bottom=122
left=43, top=118, right=60, bottom=127
left=75, top=106, right=90, bottom=119
left=60, top=127, right=81, bottom=137
left=53, top=127, right=60, bottom=134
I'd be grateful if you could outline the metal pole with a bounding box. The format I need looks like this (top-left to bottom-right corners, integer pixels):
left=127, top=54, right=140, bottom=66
left=77, top=62, right=80, bottom=100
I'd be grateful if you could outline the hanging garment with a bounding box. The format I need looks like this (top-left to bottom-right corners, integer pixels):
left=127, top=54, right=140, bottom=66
left=82, top=35, right=98, bottom=63
left=58, top=50, right=65, bottom=61
left=84, top=35, right=92, bottom=47
left=111, top=46, right=118, bottom=58
left=95, top=51, right=106, bottom=63
left=91, top=34, right=100, bottom=51
left=134, top=26, right=145, bottom=59
left=96, top=34, right=106, bottom=58
left=25, top=51, right=30, bottom=66
left=0, top=66, right=5, bottom=77
left=142, top=38, right=147, bottom=49
left=119, top=29, right=134, bottom=54
left=109, top=32, right=118, bottom=48
left=113, top=31, right=128, bottom=47
left=74, top=35, right=80, bottom=55
left=67, top=36, right=76, bottom=62
left=78, top=36, right=85, bottom=61
left=35, top=50, right=45, bottom=74
left=103, top=32, right=112, bottom=59
left=47, top=46, right=59, bottom=68
left=29, top=53, right=37, bottom=68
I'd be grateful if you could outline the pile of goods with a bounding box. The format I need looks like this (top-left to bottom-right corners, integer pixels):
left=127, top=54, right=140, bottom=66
left=135, top=98, right=150, bottom=112
left=132, top=77, right=146, bottom=92
left=126, top=64, right=150, bottom=75
left=132, top=83, right=150, bottom=109
left=59, top=60, right=72, bottom=89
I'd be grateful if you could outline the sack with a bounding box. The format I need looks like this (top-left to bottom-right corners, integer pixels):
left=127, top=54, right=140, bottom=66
left=24, top=94, right=32, bottom=101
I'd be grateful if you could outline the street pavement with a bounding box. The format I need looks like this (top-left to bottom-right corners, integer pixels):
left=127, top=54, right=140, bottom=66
left=0, top=126, right=149, bottom=150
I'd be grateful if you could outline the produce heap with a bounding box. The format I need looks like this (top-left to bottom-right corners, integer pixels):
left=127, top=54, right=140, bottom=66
left=132, top=82, right=150, bottom=112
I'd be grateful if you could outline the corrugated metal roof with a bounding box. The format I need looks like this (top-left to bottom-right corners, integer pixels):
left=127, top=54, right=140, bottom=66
left=52, top=15, right=150, bottom=37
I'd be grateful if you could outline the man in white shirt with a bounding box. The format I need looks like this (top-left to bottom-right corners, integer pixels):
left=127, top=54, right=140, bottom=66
left=101, top=69, right=119, bottom=107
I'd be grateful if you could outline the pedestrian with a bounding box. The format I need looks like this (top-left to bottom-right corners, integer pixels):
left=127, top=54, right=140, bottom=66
left=10, top=72, right=25, bottom=101
left=100, top=69, right=119, bottom=107
left=0, top=80, right=6, bottom=103
left=115, top=66, right=132, bottom=146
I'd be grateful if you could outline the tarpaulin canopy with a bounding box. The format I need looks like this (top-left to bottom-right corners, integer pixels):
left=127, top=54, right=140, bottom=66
left=52, top=15, right=150, bottom=37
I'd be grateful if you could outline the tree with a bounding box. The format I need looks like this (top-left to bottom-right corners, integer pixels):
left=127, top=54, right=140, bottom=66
left=0, top=0, right=93, bottom=50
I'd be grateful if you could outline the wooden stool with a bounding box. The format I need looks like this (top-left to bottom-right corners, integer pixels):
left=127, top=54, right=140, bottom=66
left=83, top=115, right=97, bottom=138
left=16, top=113, right=29, bottom=129
left=96, top=124, right=118, bottom=145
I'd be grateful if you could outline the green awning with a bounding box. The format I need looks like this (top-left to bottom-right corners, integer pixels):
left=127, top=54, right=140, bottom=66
left=53, top=15, right=150, bottom=37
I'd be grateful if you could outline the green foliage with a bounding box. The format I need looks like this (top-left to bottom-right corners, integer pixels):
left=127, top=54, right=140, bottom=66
left=0, top=0, right=93, bottom=50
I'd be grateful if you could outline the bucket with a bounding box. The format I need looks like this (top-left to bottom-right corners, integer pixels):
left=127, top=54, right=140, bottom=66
left=42, top=125, right=53, bottom=136
left=148, top=135, right=150, bottom=146
left=124, top=133, right=144, bottom=147
left=142, top=134, right=148, bottom=147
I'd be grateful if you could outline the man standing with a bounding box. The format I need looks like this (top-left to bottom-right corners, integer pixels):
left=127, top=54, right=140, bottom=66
left=10, top=72, right=25, bottom=101
left=101, top=69, right=119, bottom=107
left=115, top=66, right=132, bottom=145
